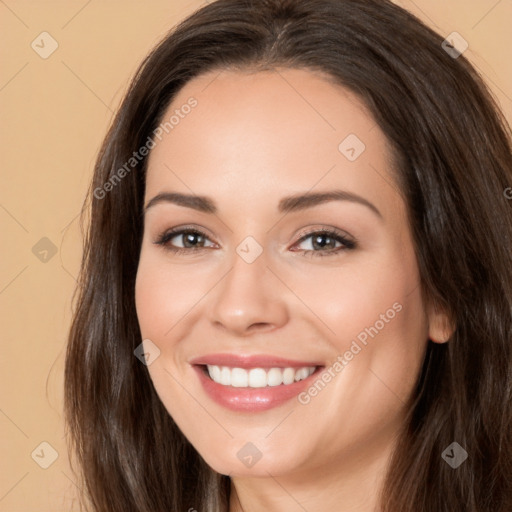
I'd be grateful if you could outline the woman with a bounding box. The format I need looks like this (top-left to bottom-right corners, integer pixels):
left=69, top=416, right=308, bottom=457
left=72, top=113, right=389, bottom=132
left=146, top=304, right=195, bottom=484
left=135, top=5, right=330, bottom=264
left=64, top=0, right=512, bottom=510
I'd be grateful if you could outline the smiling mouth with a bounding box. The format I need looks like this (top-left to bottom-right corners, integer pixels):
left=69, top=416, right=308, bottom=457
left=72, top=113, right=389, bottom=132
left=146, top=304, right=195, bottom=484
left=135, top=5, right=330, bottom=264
left=199, top=364, right=322, bottom=387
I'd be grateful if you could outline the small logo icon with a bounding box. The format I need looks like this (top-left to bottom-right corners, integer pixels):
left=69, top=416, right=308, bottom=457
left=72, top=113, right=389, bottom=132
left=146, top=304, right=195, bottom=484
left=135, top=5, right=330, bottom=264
left=237, top=442, right=263, bottom=468
left=441, top=32, right=468, bottom=59
left=134, top=339, right=161, bottom=365
left=236, top=236, right=263, bottom=264
left=441, top=441, right=468, bottom=468
left=31, top=32, right=59, bottom=59
left=338, top=134, right=366, bottom=161
left=31, top=441, right=59, bottom=469
left=32, top=237, right=58, bottom=263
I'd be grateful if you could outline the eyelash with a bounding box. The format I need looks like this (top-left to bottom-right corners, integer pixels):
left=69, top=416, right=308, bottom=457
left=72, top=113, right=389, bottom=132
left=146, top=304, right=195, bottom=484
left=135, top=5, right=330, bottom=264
left=153, top=225, right=356, bottom=258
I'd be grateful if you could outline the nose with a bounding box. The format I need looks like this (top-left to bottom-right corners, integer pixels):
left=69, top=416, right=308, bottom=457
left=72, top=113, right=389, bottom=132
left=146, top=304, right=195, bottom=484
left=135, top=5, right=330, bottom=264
left=208, top=247, right=289, bottom=337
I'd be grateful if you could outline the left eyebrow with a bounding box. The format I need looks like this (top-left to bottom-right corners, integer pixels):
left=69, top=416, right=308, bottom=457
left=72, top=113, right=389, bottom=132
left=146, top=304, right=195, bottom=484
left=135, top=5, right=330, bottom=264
left=278, top=190, right=382, bottom=219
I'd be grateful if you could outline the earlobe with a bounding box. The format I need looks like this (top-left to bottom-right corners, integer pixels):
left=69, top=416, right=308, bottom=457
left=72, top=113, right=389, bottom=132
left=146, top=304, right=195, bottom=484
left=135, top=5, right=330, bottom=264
left=427, top=302, right=455, bottom=344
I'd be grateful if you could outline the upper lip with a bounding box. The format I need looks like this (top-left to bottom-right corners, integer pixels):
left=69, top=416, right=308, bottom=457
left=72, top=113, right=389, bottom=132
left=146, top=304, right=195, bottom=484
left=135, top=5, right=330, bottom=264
left=189, top=353, right=324, bottom=369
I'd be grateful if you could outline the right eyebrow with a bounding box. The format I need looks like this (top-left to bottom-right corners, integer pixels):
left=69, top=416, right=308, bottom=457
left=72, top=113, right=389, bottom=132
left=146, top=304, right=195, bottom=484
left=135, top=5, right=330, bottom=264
left=144, top=192, right=216, bottom=214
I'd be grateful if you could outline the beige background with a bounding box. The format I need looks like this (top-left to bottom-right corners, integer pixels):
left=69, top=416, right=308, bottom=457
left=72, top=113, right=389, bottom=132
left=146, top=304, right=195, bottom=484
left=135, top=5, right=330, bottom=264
left=1, top=1, right=511, bottom=510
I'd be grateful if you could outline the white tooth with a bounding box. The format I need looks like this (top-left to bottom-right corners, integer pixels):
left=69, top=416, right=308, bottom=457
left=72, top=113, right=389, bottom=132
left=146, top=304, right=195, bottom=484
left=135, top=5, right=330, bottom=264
left=294, top=367, right=308, bottom=381
left=211, top=365, right=221, bottom=382
left=220, top=366, right=231, bottom=386
left=206, top=365, right=317, bottom=387
left=248, top=368, right=267, bottom=388
left=282, top=367, right=295, bottom=385
left=267, top=367, right=283, bottom=386
left=231, top=367, right=248, bottom=387
left=300, top=368, right=309, bottom=380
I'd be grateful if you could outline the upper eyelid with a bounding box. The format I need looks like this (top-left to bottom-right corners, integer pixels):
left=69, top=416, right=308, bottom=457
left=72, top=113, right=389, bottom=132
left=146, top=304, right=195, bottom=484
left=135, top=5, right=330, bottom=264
left=159, top=226, right=217, bottom=245
left=295, top=226, right=353, bottom=241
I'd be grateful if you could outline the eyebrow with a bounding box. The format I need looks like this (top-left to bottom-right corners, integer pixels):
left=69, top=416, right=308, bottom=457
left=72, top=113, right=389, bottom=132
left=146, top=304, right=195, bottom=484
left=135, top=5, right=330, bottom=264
left=144, top=190, right=382, bottom=218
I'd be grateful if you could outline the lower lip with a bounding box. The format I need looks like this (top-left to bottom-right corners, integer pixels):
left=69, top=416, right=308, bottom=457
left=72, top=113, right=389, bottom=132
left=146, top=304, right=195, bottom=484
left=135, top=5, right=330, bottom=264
left=192, top=365, right=323, bottom=412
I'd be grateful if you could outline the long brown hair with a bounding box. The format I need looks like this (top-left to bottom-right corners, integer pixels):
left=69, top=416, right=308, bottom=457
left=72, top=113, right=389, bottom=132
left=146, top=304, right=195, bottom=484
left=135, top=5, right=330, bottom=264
left=64, top=0, right=512, bottom=510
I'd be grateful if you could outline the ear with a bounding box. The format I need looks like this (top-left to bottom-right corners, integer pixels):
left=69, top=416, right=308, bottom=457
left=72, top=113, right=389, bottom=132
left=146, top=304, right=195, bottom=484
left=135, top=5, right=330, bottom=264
left=427, top=301, right=455, bottom=344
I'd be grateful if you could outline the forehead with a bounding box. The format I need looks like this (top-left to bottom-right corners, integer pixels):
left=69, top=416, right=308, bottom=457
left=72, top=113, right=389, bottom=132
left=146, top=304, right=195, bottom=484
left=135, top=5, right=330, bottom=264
left=144, top=68, right=401, bottom=219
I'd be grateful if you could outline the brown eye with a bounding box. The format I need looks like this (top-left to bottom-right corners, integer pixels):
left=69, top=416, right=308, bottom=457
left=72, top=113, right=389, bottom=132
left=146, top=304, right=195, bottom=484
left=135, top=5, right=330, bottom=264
left=292, top=229, right=356, bottom=258
left=154, top=228, right=215, bottom=254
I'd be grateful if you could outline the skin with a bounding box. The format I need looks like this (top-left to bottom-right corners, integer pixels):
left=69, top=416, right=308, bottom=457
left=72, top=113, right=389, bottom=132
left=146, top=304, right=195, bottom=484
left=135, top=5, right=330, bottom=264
left=135, top=68, right=453, bottom=512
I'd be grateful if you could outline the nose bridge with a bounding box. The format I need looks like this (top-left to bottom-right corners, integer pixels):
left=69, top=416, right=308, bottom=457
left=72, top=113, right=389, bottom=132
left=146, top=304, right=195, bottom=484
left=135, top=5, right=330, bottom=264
left=208, top=239, right=288, bottom=335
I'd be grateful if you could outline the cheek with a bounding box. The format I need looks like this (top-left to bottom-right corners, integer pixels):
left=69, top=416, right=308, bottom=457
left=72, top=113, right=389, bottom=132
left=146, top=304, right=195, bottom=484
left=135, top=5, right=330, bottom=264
left=295, top=253, right=422, bottom=350
left=135, top=265, right=167, bottom=340
left=300, top=286, right=428, bottom=460
left=323, top=271, right=428, bottom=419
left=135, top=251, right=207, bottom=339
left=134, top=256, right=211, bottom=440
left=304, top=245, right=428, bottom=412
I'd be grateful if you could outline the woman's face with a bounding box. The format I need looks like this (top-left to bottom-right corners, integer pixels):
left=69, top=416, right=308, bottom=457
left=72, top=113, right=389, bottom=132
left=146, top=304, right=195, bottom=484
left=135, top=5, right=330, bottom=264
left=135, top=68, right=449, bottom=479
